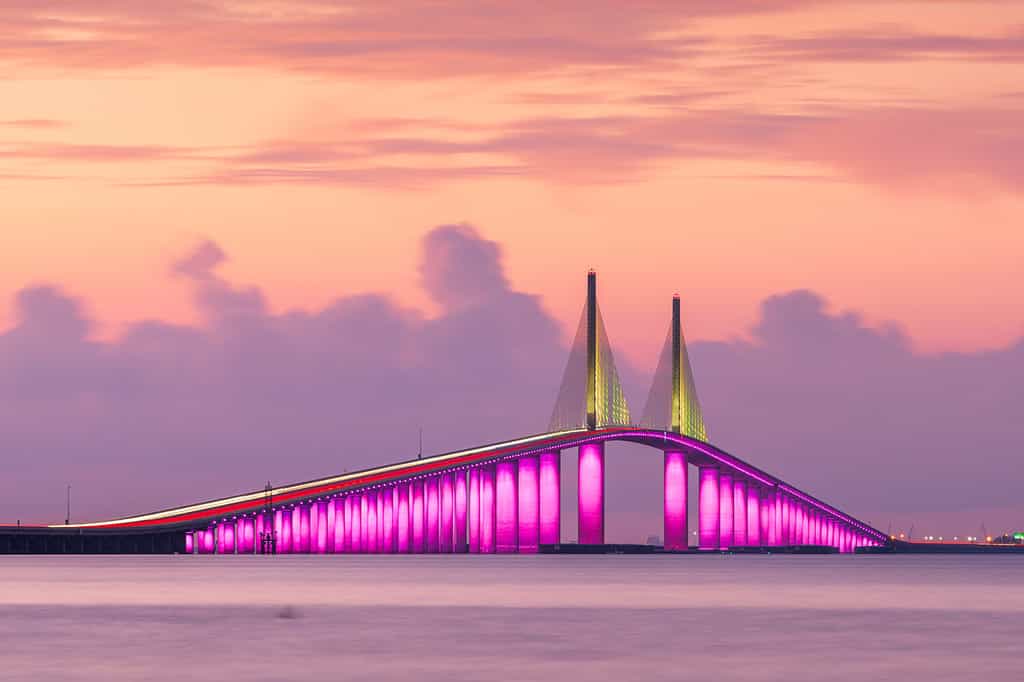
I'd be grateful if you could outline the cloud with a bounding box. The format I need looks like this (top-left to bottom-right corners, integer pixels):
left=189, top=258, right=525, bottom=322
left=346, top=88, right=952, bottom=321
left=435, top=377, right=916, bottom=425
left=0, top=119, right=67, bottom=129
left=183, top=105, right=1024, bottom=190
left=746, top=27, right=1024, bottom=63
left=0, top=1, right=803, bottom=77
left=1, top=229, right=1021, bottom=537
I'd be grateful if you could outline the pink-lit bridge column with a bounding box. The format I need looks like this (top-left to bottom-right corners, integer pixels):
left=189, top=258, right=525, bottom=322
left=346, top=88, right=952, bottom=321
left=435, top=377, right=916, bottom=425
left=412, top=480, right=425, bottom=553
left=496, top=460, right=518, bottom=553
left=376, top=492, right=384, bottom=551
left=780, top=495, right=791, bottom=545
left=199, top=528, right=215, bottom=554
left=397, top=483, right=410, bottom=553
left=733, top=479, right=747, bottom=546
left=325, top=500, right=336, bottom=553
left=773, top=495, right=783, bottom=545
left=455, top=471, right=468, bottom=553
left=759, top=489, right=771, bottom=546
left=350, top=496, right=362, bottom=553
left=698, top=466, right=719, bottom=550
left=663, top=450, right=687, bottom=551
left=578, top=442, right=604, bottom=545
left=426, top=477, right=440, bottom=553
left=468, top=468, right=481, bottom=553
left=382, top=488, right=394, bottom=553
left=539, top=451, right=560, bottom=546
left=316, top=501, right=329, bottom=554
left=240, top=517, right=256, bottom=553
left=254, top=514, right=266, bottom=553
left=746, top=485, right=761, bottom=547
left=309, top=503, right=320, bottom=554
left=718, top=473, right=734, bottom=549
left=367, top=492, right=380, bottom=553
left=480, top=465, right=496, bottom=553
left=335, top=498, right=347, bottom=553
left=518, top=455, right=539, bottom=553
left=216, top=521, right=235, bottom=554
left=441, top=473, right=454, bottom=553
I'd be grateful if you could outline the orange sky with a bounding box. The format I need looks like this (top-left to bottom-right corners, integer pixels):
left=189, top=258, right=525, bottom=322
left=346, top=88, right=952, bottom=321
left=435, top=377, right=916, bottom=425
left=2, top=0, right=1023, bottom=368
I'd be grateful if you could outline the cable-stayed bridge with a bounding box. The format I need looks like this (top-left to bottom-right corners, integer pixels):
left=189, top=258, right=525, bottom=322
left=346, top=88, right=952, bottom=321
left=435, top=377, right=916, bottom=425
left=0, top=272, right=887, bottom=554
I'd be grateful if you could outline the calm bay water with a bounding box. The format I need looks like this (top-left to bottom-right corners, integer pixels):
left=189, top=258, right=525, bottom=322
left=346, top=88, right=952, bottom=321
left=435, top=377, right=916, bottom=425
left=1, top=555, right=1021, bottom=681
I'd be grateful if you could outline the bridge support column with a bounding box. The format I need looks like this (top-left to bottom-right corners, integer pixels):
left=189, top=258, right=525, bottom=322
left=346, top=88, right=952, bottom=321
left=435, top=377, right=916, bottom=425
left=349, top=496, right=361, bottom=553
left=578, top=442, right=604, bottom=545
left=663, top=450, right=687, bottom=551
left=309, top=503, right=319, bottom=554
left=362, top=493, right=374, bottom=552
left=455, top=471, right=468, bottom=553
left=539, top=451, right=560, bottom=546
left=758, top=489, right=770, bottom=546
left=396, top=484, right=410, bottom=553
left=254, top=514, right=265, bottom=553
left=337, top=499, right=350, bottom=552
left=698, top=467, right=719, bottom=550
left=199, top=528, right=215, bottom=554
left=412, top=481, right=424, bottom=553
left=376, top=492, right=384, bottom=552
left=468, top=468, right=481, bottom=553
left=780, top=495, right=791, bottom=545
left=718, top=473, right=733, bottom=549
left=326, top=500, right=336, bottom=553
left=426, top=477, right=440, bottom=553
left=518, top=455, right=540, bottom=553
left=792, top=502, right=801, bottom=545
left=480, top=465, right=496, bottom=553
left=273, top=509, right=285, bottom=553
left=313, top=502, right=325, bottom=554
left=746, top=485, right=760, bottom=547
left=382, top=489, right=394, bottom=553
left=441, top=473, right=454, bottom=553
left=295, top=505, right=309, bottom=553
left=733, top=480, right=747, bottom=546
left=369, top=492, right=382, bottom=553
left=774, top=492, right=784, bottom=546
left=217, top=520, right=235, bottom=554
left=185, top=532, right=195, bottom=554
left=341, top=497, right=352, bottom=553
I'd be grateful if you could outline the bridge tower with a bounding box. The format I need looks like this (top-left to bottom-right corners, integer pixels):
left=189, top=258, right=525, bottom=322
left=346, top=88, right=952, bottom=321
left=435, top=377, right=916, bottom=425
left=549, top=271, right=631, bottom=545
left=641, top=295, right=708, bottom=550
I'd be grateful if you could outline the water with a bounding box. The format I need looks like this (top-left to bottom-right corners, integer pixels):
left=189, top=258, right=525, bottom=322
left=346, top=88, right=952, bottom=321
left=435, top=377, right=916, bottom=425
left=1, top=555, right=1021, bottom=681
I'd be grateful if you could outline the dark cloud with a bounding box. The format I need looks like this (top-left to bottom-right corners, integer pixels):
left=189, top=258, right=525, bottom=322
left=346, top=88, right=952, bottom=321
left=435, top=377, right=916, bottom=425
left=1, top=229, right=1021, bottom=538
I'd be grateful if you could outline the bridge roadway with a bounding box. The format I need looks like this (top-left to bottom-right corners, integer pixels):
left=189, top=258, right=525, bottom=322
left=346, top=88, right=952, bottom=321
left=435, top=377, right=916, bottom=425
left=0, top=427, right=888, bottom=554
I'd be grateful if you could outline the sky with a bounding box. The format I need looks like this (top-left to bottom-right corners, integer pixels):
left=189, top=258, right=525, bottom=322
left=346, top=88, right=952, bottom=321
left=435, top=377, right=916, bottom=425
left=1, top=1, right=1022, bottom=537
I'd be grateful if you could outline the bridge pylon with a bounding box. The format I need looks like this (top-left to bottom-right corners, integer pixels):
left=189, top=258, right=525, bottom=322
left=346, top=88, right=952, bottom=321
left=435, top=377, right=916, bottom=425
left=641, top=295, right=707, bottom=440
left=549, top=271, right=631, bottom=431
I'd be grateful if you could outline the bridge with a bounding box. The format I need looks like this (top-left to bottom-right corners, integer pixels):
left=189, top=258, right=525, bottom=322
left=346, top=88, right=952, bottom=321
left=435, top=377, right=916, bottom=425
left=0, top=273, right=888, bottom=554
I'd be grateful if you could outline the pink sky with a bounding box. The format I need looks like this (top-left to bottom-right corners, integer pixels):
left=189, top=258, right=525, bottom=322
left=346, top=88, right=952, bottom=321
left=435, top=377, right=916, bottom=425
left=1, top=0, right=1022, bottom=369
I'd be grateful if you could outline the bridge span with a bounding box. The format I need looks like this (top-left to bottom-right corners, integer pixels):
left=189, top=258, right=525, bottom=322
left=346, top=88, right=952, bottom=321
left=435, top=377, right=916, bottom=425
left=1, top=273, right=888, bottom=554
